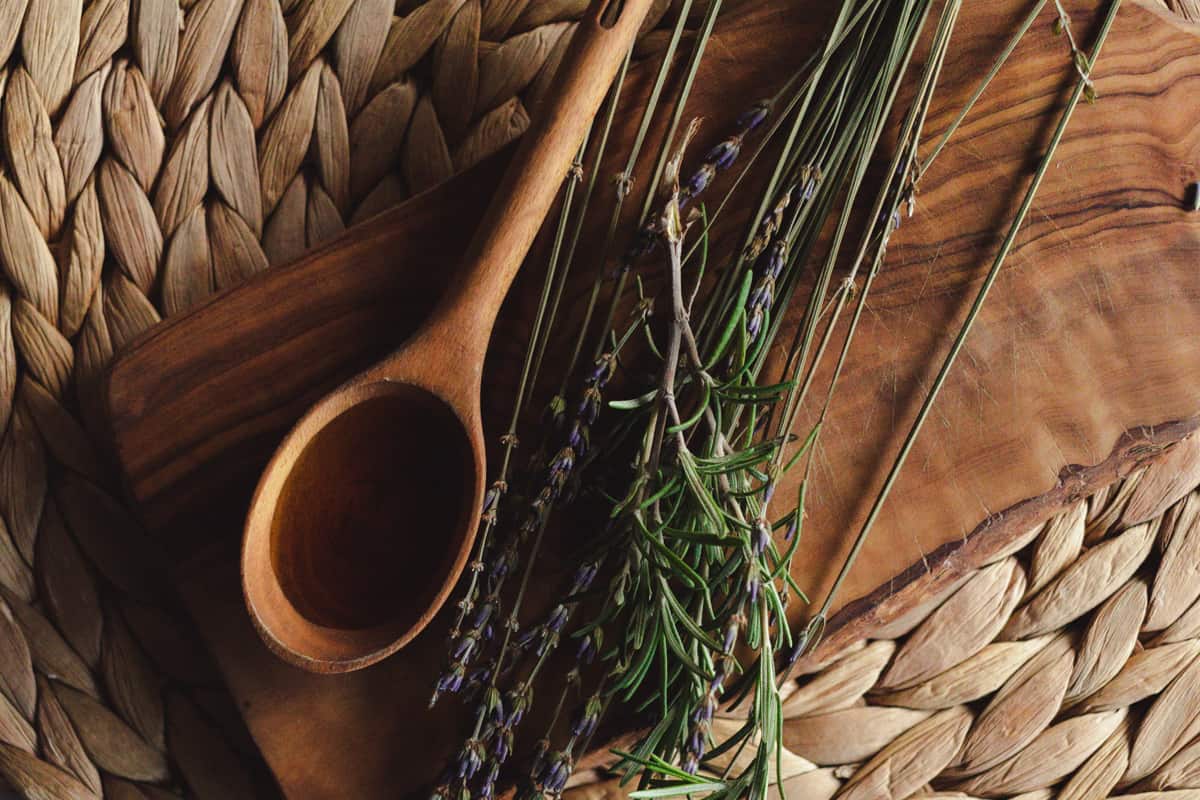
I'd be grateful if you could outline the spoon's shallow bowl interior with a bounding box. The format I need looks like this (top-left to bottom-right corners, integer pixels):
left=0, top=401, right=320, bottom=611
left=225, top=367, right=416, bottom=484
left=242, top=379, right=480, bottom=673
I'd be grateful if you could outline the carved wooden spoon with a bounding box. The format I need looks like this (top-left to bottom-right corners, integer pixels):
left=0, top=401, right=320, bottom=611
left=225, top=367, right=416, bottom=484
left=241, top=0, right=654, bottom=674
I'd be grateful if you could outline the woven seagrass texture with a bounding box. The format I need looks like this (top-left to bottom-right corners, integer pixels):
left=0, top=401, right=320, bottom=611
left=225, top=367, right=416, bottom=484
left=565, top=435, right=1200, bottom=800
left=0, top=0, right=691, bottom=796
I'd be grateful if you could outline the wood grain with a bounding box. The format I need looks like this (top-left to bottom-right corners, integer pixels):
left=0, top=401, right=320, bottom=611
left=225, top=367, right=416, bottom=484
left=103, top=0, right=1200, bottom=797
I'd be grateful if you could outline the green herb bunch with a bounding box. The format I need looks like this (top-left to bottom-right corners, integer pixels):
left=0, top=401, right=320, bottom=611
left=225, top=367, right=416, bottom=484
left=427, top=0, right=1120, bottom=797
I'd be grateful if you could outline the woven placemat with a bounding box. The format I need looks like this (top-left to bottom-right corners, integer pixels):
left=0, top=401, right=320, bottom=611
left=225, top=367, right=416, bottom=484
left=565, top=435, right=1200, bottom=800
left=0, top=0, right=689, bottom=797
left=0, top=1, right=1196, bottom=799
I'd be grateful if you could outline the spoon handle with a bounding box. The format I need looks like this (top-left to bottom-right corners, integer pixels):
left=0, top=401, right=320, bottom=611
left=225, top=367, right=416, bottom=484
left=424, top=0, right=654, bottom=360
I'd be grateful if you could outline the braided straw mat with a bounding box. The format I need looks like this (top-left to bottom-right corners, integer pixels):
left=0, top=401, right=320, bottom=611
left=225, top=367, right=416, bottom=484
left=564, top=435, right=1200, bottom=800
left=0, top=0, right=692, bottom=797
left=0, top=1, right=1195, bottom=799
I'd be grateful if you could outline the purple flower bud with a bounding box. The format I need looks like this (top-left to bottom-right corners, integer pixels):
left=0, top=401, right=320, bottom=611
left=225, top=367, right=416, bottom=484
left=505, top=685, right=531, bottom=727
left=515, top=626, right=539, bottom=651
left=467, top=665, right=492, bottom=690
left=685, top=164, right=716, bottom=199
left=493, top=729, right=513, bottom=763
left=567, top=421, right=586, bottom=454
left=738, top=100, right=771, bottom=132
left=456, top=739, right=485, bottom=780
left=546, top=604, right=569, bottom=633
left=471, top=602, right=495, bottom=630
left=692, top=696, right=716, bottom=725
left=452, top=634, right=477, bottom=661
left=752, top=520, right=771, bottom=557
left=785, top=516, right=798, bottom=541
left=763, top=240, right=786, bottom=279
left=723, top=622, right=738, bottom=654
left=705, top=137, right=742, bottom=171
left=542, top=753, right=572, bottom=794
left=747, top=573, right=761, bottom=605
left=490, top=551, right=512, bottom=581
left=747, top=308, right=764, bottom=340
left=434, top=663, right=466, bottom=699
left=569, top=562, right=599, bottom=594
left=578, top=387, right=601, bottom=425
left=576, top=633, right=597, bottom=664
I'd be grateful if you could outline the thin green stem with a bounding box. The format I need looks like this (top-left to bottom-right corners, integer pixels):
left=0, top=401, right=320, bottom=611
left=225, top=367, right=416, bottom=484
left=813, top=0, right=1121, bottom=624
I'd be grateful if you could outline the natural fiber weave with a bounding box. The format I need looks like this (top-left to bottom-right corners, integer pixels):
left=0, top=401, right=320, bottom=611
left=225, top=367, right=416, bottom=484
left=0, top=0, right=689, bottom=796
left=565, top=434, right=1200, bottom=800
left=0, top=0, right=1195, bottom=798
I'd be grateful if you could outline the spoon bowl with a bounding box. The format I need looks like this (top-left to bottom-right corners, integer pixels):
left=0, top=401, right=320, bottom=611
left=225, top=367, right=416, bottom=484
left=240, top=0, right=653, bottom=673
left=243, top=377, right=482, bottom=672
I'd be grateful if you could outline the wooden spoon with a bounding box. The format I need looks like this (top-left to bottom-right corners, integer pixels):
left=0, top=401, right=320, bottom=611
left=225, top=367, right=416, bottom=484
left=241, top=0, right=654, bottom=674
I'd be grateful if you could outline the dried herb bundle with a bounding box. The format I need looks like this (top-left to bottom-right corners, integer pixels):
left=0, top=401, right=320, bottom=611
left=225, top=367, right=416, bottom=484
left=427, top=1, right=1121, bottom=798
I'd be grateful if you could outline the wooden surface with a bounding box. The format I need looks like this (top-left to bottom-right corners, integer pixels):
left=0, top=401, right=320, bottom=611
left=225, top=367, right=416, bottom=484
left=103, top=0, right=1200, bottom=797
left=241, top=0, right=654, bottom=674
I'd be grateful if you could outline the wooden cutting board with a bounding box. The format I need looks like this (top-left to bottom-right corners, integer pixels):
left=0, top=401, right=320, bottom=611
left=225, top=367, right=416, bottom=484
left=104, top=1, right=1200, bottom=797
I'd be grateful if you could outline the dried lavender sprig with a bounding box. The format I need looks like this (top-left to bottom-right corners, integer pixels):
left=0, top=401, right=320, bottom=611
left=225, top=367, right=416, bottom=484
left=432, top=327, right=633, bottom=705
left=433, top=99, right=769, bottom=697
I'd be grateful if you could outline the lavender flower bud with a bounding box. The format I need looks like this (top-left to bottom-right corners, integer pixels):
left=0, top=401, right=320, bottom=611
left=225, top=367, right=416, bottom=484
left=456, top=739, right=485, bottom=780
left=471, top=602, right=495, bottom=630
left=566, top=421, right=586, bottom=454
left=452, top=634, right=477, bottom=662
left=746, top=573, right=761, bottom=605
left=705, top=136, right=742, bottom=171
left=493, top=729, right=513, bottom=763
left=578, top=387, right=602, bottom=425
left=692, top=695, right=716, bottom=726
left=569, top=562, right=599, bottom=595
left=576, top=632, right=598, bottom=664
left=505, top=684, right=532, bottom=727
left=433, top=662, right=466, bottom=702
left=570, top=695, right=603, bottom=740
left=738, top=100, right=771, bottom=132
left=479, top=765, right=499, bottom=800
left=550, top=446, right=575, bottom=475
left=751, top=520, right=771, bottom=557
left=747, top=307, right=764, bottom=340
left=538, top=751, right=572, bottom=794
left=546, top=604, right=569, bottom=634
left=684, top=163, right=716, bottom=200
left=484, top=687, right=504, bottom=724
left=764, top=240, right=787, bottom=279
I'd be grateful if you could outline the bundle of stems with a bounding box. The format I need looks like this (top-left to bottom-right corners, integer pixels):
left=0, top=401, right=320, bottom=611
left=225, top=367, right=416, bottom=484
left=427, top=0, right=1117, bottom=798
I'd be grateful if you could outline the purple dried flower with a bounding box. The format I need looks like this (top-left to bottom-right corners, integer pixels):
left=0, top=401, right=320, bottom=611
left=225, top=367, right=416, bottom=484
left=547, top=605, right=569, bottom=633
left=568, top=561, right=599, bottom=595
left=738, top=99, right=771, bottom=132
left=452, top=634, right=477, bottom=662
left=432, top=663, right=465, bottom=703
left=456, top=739, right=485, bottom=780
left=479, top=764, right=500, bottom=800
left=536, top=751, right=573, bottom=795
left=706, top=136, right=743, bottom=171
left=785, top=512, right=799, bottom=541
left=493, top=728, right=513, bottom=763
left=576, top=632, right=598, bottom=664
left=751, top=520, right=771, bottom=557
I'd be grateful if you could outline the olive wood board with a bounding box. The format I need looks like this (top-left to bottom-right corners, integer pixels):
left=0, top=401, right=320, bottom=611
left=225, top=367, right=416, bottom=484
left=104, top=0, right=1200, bottom=797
